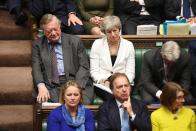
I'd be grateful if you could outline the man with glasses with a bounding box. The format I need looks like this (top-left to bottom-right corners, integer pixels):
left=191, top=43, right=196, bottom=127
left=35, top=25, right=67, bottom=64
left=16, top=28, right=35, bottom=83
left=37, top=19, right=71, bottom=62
left=32, top=14, right=94, bottom=104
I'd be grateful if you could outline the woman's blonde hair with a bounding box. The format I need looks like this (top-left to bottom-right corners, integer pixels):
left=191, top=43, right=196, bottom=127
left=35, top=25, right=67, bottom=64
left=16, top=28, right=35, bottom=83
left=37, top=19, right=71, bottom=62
left=59, top=80, right=83, bottom=104
left=101, top=15, right=122, bottom=33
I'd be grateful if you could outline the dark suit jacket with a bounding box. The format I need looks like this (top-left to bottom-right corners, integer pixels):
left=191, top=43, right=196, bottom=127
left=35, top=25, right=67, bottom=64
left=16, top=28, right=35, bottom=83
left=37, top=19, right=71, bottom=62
left=32, top=33, right=90, bottom=99
left=29, top=0, right=80, bottom=26
left=188, top=40, right=196, bottom=101
left=164, top=0, right=196, bottom=20
left=97, top=98, right=151, bottom=131
left=114, top=0, right=164, bottom=24
left=138, top=48, right=191, bottom=96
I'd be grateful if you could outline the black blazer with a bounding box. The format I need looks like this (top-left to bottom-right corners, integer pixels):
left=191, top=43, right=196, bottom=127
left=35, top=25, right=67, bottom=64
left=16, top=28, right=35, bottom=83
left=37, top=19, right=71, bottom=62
left=97, top=98, right=151, bottom=131
left=164, top=0, right=196, bottom=20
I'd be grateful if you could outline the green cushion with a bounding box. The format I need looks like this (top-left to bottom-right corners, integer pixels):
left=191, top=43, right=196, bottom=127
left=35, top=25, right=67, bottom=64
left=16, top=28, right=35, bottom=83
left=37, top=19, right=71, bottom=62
left=42, top=119, right=47, bottom=131
left=134, top=48, right=150, bottom=84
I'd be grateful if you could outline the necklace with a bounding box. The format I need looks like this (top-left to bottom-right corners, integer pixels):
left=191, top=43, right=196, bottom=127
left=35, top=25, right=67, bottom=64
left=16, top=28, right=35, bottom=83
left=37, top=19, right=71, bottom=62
left=166, top=107, right=180, bottom=120
left=108, top=41, right=120, bottom=55
left=171, top=109, right=180, bottom=120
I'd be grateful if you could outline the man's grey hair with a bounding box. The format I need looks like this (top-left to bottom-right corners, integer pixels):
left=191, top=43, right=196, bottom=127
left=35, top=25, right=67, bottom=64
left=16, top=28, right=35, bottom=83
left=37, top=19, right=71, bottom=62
left=161, top=41, right=181, bottom=62
left=101, top=15, right=122, bottom=32
left=40, top=14, right=61, bottom=29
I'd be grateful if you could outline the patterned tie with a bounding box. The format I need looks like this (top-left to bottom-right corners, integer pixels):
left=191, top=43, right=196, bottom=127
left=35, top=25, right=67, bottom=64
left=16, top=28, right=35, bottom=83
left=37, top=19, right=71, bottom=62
left=50, top=43, right=59, bottom=84
left=183, top=0, right=191, bottom=19
left=121, top=108, right=131, bottom=131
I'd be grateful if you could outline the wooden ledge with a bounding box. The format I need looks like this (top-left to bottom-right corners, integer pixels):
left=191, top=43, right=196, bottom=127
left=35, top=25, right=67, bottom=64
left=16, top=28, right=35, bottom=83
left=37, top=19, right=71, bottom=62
left=39, top=103, right=196, bottom=113
left=78, top=35, right=196, bottom=41
left=35, top=103, right=196, bottom=131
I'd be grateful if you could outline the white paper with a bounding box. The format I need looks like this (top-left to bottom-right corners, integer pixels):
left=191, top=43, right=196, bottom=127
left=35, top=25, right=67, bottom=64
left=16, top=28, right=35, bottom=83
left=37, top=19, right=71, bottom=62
left=93, top=83, right=113, bottom=94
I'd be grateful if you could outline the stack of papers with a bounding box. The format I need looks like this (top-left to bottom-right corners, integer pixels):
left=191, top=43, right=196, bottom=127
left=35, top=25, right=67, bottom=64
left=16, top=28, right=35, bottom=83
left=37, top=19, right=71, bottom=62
left=136, top=25, right=157, bottom=35
left=167, top=23, right=190, bottom=35
left=190, top=23, right=196, bottom=34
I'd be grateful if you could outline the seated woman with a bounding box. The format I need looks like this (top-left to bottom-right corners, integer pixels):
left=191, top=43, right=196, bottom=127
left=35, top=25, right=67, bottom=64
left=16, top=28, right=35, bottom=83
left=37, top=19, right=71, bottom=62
left=90, top=15, right=135, bottom=100
left=47, top=80, right=94, bottom=131
left=76, top=0, right=113, bottom=35
left=151, top=82, right=196, bottom=131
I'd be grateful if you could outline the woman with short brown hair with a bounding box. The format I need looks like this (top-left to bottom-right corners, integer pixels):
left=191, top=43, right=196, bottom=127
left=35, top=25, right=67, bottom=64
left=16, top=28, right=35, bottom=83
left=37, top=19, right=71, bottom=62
left=151, top=82, right=196, bottom=131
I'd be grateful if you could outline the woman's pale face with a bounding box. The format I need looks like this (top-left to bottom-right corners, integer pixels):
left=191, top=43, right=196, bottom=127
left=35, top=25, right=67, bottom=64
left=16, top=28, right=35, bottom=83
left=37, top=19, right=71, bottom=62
left=172, top=90, right=185, bottom=110
left=64, top=86, right=81, bottom=108
left=106, top=27, right=120, bottom=43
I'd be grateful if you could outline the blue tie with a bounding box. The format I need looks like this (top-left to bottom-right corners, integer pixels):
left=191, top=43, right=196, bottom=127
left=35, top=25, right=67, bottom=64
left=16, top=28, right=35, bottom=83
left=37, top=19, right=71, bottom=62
left=121, top=109, right=131, bottom=131
left=183, top=0, right=191, bottom=19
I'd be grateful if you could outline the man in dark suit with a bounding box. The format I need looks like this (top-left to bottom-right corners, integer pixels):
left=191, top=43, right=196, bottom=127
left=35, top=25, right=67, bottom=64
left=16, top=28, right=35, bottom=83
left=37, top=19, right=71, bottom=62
left=188, top=40, right=196, bottom=104
left=137, top=41, right=194, bottom=104
left=28, top=0, right=84, bottom=34
left=114, top=0, right=164, bottom=34
left=164, top=0, right=196, bottom=20
left=97, top=73, right=151, bottom=131
left=32, top=14, right=93, bottom=104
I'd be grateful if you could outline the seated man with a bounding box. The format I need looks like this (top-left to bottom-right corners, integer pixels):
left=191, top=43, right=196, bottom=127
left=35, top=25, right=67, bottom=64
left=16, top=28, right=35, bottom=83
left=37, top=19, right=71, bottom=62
left=97, top=73, right=151, bottom=131
left=164, top=0, right=196, bottom=21
left=6, top=0, right=28, bottom=25
left=114, top=0, right=164, bottom=35
left=137, top=41, right=194, bottom=104
left=188, top=40, right=196, bottom=104
left=32, top=14, right=93, bottom=104
left=28, top=0, right=84, bottom=34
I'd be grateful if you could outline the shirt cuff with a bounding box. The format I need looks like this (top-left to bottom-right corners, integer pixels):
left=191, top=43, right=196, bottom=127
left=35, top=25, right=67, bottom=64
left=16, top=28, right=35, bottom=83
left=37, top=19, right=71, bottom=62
left=156, top=90, right=162, bottom=99
left=130, top=112, right=136, bottom=121
left=37, top=83, right=46, bottom=89
left=138, top=0, right=145, bottom=5
left=68, top=12, right=76, bottom=16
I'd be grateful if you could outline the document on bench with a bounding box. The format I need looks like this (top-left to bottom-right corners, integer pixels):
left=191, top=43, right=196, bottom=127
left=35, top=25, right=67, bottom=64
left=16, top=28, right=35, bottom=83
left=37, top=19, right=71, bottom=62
left=42, top=102, right=61, bottom=107
left=137, top=25, right=157, bottom=35
left=93, top=83, right=113, bottom=94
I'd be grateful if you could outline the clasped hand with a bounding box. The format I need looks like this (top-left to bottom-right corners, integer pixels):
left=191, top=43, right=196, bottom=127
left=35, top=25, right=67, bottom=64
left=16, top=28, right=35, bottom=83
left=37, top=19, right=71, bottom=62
left=68, top=13, right=83, bottom=26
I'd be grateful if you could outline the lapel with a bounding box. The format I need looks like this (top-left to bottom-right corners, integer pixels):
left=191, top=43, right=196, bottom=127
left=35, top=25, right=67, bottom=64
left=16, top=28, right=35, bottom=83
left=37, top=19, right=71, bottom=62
left=103, top=38, right=113, bottom=69
left=154, top=50, right=165, bottom=82
left=177, top=0, right=182, bottom=7
left=168, top=58, right=180, bottom=80
left=61, top=34, right=72, bottom=78
left=41, top=37, right=52, bottom=82
left=113, top=38, right=123, bottom=68
left=109, top=100, right=121, bottom=130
